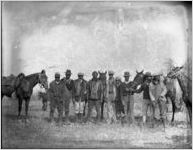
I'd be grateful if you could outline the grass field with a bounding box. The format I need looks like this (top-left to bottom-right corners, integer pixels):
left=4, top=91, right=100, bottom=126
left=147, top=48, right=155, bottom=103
left=1, top=95, right=192, bottom=149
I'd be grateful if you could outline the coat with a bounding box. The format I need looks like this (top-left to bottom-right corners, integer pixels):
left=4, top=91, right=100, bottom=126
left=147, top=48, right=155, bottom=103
left=74, top=79, right=87, bottom=102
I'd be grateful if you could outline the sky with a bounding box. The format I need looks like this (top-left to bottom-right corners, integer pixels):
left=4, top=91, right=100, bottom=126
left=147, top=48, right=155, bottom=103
left=2, top=2, right=190, bottom=82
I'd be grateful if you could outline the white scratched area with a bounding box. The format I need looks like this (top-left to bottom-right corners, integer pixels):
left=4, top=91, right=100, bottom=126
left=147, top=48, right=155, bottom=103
left=2, top=2, right=188, bottom=82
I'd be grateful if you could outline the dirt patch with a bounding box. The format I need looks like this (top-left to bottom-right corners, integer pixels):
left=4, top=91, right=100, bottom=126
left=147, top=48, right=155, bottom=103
left=1, top=98, right=192, bottom=148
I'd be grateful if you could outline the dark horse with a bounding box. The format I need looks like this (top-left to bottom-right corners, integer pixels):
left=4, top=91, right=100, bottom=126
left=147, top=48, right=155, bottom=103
left=2, top=73, right=25, bottom=99
left=15, top=72, right=48, bottom=119
left=167, top=66, right=192, bottom=127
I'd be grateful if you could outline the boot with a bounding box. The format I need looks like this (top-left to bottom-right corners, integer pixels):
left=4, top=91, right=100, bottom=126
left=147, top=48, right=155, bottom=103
left=65, top=112, right=70, bottom=125
left=75, top=113, right=79, bottom=123
left=80, top=113, right=84, bottom=123
left=50, top=112, right=54, bottom=123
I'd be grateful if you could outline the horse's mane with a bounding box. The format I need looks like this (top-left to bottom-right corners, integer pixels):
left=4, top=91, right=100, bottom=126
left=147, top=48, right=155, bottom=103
left=25, top=73, right=40, bottom=79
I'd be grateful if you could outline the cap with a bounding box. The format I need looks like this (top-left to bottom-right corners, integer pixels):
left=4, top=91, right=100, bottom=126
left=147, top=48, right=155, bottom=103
left=124, top=71, right=130, bottom=77
left=108, top=70, right=114, bottom=75
left=78, top=72, right=84, bottom=76
left=55, top=72, right=60, bottom=78
left=92, top=71, right=98, bottom=76
left=145, top=72, right=151, bottom=77
left=65, top=69, right=72, bottom=75
left=115, top=76, right=121, bottom=81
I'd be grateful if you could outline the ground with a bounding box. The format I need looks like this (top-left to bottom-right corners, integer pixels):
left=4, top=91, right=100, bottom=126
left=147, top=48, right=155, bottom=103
left=1, top=96, right=192, bottom=149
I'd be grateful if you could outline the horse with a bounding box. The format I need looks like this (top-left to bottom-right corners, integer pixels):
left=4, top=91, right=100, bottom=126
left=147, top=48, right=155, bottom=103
left=15, top=72, right=48, bottom=119
left=98, top=71, right=107, bottom=120
left=2, top=73, right=25, bottom=99
left=163, top=76, right=183, bottom=124
left=167, top=66, right=192, bottom=127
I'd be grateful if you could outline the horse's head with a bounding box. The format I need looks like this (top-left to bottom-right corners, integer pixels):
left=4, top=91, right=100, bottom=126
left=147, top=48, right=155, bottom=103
left=38, top=72, right=48, bottom=89
left=98, top=71, right=107, bottom=81
left=132, top=70, right=144, bottom=88
left=167, top=66, right=183, bottom=79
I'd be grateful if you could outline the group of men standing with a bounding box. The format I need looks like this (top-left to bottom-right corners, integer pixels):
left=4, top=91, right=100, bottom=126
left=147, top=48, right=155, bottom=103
left=48, top=69, right=168, bottom=127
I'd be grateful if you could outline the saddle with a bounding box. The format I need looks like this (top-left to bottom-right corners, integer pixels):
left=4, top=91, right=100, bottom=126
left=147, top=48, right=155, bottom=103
left=2, top=75, right=16, bottom=87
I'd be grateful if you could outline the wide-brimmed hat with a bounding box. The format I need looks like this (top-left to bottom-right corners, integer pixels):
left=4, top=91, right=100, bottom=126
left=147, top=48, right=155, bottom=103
left=124, top=71, right=130, bottom=77
left=65, top=69, right=72, bottom=75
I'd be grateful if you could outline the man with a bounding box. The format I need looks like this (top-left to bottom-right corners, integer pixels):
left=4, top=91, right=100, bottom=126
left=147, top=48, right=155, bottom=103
left=135, top=72, right=153, bottom=126
left=49, top=73, right=63, bottom=125
left=61, top=69, right=75, bottom=125
left=115, top=77, right=125, bottom=121
left=120, top=71, right=135, bottom=124
left=87, top=71, right=103, bottom=123
left=149, top=75, right=167, bottom=128
left=105, top=70, right=117, bottom=124
left=74, top=72, right=87, bottom=123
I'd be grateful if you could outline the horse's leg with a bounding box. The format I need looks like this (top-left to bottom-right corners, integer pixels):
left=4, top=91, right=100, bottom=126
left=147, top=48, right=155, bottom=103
left=101, top=100, right=104, bottom=120
left=18, top=97, right=23, bottom=118
left=170, top=97, right=176, bottom=123
left=185, top=101, right=192, bottom=127
left=25, top=98, right=30, bottom=119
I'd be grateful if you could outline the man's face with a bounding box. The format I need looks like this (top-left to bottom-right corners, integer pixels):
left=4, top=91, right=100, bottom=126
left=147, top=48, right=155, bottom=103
left=55, top=77, right=60, bottom=82
left=153, top=79, right=159, bottom=85
left=124, top=76, right=129, bottom=81
left=92, top=73, right=98, bottom=79
left=66, top=73, right=71, bottom=79
left=116, top=80, right=121, bottom=86
left=109, top=74, right=113, bottom=79
left=78, top=75, right=83, bottom=80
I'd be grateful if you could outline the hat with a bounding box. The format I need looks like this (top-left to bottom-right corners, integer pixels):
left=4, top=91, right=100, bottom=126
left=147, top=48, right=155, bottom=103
left=124, top=71, right=130, bottom=77
left=108, top=70, right=114, bottom=75
left=115, top=76, right=121, bottom=81
left=92, top=71, right=98, bottom=76
left=65, top=69, right=72, bottom=75
left=55, top=72, right=60, bottom=78
left=153, top=75, right=160, bottom=81
left=145, top=72, right=151, bottom=77
left=78, top=72, right=84, bottom=76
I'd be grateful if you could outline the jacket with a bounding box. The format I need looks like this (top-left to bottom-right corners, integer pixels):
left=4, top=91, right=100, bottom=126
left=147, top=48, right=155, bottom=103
left=87, top=79, right=103, bottom=100
left=49, top=80, right=63, bottom=100
left=120, top=81, right=134, bottom=96
left=74, top=79, right=87, bottom=102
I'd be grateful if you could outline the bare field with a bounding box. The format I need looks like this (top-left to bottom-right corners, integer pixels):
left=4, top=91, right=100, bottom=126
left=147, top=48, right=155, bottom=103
left=1, top=97, right=192, bottom=149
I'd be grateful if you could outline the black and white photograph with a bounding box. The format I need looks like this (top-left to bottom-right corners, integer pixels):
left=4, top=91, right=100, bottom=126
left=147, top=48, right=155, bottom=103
left=1, top=1, right=192, bottom=149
